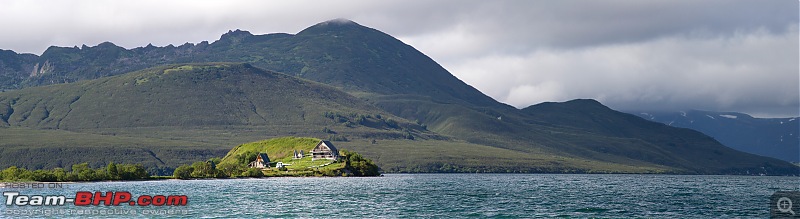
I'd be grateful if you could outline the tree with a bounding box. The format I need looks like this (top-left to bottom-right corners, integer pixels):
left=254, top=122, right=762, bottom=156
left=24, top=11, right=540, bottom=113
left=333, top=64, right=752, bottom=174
left=1, top=166, right=31, bottom=181
left=341, top=150, right=380, bottom=176
left=190, top=161, right=217, bottom=178
left=236, top=151, right=258, bottom=165
left=117, top=164, right=149, bottom=180
left=72, top=163, right=95, bottom=181
left=31, top=170, right=56, bottom=182
left=52, top=168, right=67, bottom=181
left=107, top=162, right=119, bottom=180
left=217, top=162, right=245, bottom=177
left=173, top=165, right=194, bottom=179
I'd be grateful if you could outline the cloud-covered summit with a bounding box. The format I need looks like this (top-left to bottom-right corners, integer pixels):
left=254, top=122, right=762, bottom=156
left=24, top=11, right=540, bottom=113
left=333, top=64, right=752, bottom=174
left=0, top=0, right=796, bottom=117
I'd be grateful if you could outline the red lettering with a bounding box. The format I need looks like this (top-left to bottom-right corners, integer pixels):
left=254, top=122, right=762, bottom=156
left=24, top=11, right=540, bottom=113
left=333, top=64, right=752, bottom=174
left=93, top=191, right=113, bottom=206
left=167, top=195, right=188, bottom=206
left=74, top=191, right=92, bottom=206
left=137, top=195, right=151, bottom=206
left=112, top=192, right=131, bottom=206
left=151, top=195, right=166, bottom=206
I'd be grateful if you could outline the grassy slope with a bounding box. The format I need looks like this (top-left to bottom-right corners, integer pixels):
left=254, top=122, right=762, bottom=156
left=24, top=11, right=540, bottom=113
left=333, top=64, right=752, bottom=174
left=337, top=139, right=671, bottom=173
left=220, top=136, right=672, bottom=174
left=0, top=127, right=225, bottom=170
left=1, top=63, right=390, bottom=129
left=0, top=63, right=795, bottom=175
left=0, top=63, right=437, bottom=171
left=221, top=136, right=320, bottom=164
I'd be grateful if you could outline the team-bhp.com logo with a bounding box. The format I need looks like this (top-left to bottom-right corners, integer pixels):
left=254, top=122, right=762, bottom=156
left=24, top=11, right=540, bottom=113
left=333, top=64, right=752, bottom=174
left=3, top=191, right=187, bottom=206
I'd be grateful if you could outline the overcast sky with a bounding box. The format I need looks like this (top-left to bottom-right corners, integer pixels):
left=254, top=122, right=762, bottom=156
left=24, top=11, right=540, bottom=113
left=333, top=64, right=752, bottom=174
left=1, top=0, right=797, bottom=117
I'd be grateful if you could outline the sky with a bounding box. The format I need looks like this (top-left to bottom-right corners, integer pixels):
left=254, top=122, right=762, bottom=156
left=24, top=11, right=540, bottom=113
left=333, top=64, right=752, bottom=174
left=1, top=0, right=797, bottom=117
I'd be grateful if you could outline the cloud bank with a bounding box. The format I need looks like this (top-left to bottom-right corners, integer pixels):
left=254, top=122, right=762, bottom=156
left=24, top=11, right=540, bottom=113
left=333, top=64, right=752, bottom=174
left=0, top=0, right=797, bottom=117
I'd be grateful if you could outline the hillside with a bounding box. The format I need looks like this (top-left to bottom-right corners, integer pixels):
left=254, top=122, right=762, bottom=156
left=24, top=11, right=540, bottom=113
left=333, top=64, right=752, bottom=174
left=221, top=137, right=321, bottom=164
left=0, top=63, right=678, bottom=174
left=0, top=63, right=433, bottom=170
left=0, top=19, right=797, bottom=175
left=0, top=63, right=424, bottom=131
left=633, top=110, right=799, bottom=162
left=521, top=99, right=797, bottom=174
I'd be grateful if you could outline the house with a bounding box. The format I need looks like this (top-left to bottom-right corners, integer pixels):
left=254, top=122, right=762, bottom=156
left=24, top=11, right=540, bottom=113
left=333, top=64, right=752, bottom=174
left=311, top=140, right=339, bottom=161
left=248, top=153, right=270, bottom=169
left=293, top=150, right=304, bottom=159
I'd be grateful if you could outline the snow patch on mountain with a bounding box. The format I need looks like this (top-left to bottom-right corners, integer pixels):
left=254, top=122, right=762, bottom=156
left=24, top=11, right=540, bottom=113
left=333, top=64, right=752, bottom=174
left=719, top=114, right=737, bottom=119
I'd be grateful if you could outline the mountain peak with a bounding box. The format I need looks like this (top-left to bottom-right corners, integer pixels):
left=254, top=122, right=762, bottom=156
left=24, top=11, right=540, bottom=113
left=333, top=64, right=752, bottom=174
left=321, top=18, right=357, bottom=25
left=96, top=41, right=119, bottom=48
left=525, top=99, right=610, bottom=111
left=219, top=29, right=253, bottom=42
left=297, top=18, right=369, bottom=36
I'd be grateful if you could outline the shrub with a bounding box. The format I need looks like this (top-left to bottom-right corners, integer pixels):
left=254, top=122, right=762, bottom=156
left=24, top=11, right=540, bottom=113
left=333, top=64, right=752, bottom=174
left=173, top=165, right=194, bottom=179
left=241, top=168, right=264, bottom=177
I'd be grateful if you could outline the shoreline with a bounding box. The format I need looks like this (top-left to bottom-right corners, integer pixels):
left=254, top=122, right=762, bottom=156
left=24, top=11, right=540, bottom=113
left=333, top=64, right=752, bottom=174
left=3, top=172, right=796, bottom=184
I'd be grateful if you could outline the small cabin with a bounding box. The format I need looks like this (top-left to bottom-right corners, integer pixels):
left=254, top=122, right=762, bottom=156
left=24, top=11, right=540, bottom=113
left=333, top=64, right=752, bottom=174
left=311, top=140, right=339, bottom=161
left=293, top=150, right=304, bottom=159
left=248, top=153, right=270, bottom=169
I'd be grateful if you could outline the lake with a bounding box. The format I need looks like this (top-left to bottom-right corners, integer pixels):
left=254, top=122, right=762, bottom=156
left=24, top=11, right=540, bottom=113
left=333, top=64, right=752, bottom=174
left=1, top=174, right=798, bottom=218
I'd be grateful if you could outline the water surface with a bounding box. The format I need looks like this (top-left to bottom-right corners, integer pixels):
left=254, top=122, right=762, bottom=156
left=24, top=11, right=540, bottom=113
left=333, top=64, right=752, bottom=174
left=1, top=174, right=797, bottom=218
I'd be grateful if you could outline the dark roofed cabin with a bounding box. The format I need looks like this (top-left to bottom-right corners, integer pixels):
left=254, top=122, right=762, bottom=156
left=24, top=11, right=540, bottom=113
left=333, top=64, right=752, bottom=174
left=311, top=140, right=339, bottom=161
left=248, top=153, right=270, bottom=169
left=293, top=150, right=304, bottom=159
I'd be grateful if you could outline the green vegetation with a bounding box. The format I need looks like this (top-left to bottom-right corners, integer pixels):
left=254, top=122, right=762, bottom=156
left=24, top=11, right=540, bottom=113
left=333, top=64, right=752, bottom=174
left=0, top=127, right=226, bottom=174
left=0, top=19, right=796, bottom=175
left=221, top=137, right=320, bottom=164
left=0, top=162, right=148, bottom=182
left=340, top=149, right=380, bottom=176
left=338, top=139, right=671, bottom=174
left=171, top=136, right=380, bottom=178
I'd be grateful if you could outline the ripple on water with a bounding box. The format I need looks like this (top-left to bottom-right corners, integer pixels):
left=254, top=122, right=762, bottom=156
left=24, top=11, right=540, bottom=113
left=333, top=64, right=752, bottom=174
left=0, top=174, right=796, bottom=218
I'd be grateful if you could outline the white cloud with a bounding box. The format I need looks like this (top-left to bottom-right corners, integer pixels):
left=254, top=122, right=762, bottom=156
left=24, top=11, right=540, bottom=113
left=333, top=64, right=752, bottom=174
left=0, top=0, right=797, bottom=117
left=445, top=25, right=799, bottom=117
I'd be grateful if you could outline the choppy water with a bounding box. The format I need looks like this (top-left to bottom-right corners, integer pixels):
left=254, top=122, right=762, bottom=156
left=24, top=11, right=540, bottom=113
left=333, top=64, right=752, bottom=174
left=1, top=174, right=798, bottom=218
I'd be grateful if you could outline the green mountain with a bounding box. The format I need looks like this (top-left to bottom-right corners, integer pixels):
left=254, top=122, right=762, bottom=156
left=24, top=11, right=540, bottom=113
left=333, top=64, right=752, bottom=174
left=521, top=99, right=794, bottom=174
left=1, top=63, right=392, bottom=129
left=0, top=63, right=431, bottom=171
left=0, top=19, right=796, bottom=175
left=0, top=49, right=37, bottom=90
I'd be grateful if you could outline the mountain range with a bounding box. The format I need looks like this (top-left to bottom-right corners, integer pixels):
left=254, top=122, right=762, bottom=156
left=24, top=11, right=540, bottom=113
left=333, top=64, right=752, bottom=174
left=633, top=110, right=799, bottom=162
left=0, top=19, right=796, bottom=175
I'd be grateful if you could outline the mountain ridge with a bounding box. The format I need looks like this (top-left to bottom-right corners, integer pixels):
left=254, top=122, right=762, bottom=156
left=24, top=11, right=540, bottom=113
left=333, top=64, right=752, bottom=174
left=0, top=19, right=797, bottom=175
left=633, top=110, right=799, bottom=162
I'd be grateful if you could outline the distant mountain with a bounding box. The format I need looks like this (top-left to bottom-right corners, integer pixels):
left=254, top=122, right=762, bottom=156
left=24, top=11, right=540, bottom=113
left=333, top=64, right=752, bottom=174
left=0, top=49, right=37, bottom=90
left=633, top=110, right=799, bottom=162
left=0, top=63, right=433, bottom=170
left=0, top=19, right=797, bottom=175
left=0, top=63, right=412, bottom=130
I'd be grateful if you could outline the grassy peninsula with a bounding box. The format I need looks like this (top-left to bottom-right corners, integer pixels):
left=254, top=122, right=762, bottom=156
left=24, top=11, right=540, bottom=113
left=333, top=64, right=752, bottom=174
left=0, top=136, right=379, bottom=182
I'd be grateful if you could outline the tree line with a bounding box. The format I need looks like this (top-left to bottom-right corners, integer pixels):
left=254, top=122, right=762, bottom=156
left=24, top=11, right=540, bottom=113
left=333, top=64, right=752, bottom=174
left=1, top=162, right=149, bottom=182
